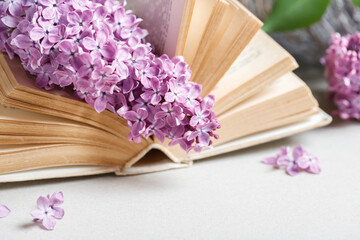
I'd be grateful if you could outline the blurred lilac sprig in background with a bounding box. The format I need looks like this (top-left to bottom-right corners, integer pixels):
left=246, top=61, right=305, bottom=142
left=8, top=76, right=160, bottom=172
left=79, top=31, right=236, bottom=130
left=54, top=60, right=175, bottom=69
left=322, top=32, right=360, bottom=120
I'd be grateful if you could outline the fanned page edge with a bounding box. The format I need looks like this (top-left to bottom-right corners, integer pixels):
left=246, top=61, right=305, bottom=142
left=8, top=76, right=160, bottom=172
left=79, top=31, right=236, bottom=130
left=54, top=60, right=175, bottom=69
left=176, top=0, right=196, bottom=55
left=0, top=109, right=331, bottom=182
left=184, top=109, right=332, bottom=161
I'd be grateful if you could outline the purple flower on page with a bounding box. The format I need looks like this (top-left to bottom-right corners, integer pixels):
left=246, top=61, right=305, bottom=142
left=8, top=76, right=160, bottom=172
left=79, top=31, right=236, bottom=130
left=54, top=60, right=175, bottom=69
left=69, top=28, right=91, bottom=46
left=54, top=67, right=78, bottom=87
left=56, top=40, right=82, bottom=67
left=184, top=83, right=201, bottom=108
left=188, top=122, right=219, bottom=148
left=103, top=0, right=124, bottom=13
left=92, top=6, right=110, bottom=31
left=189, top=106, right=211, bottom=127
left=128, top=45, right=149, bottom=73
left=82, top=30, right=116, bottom=59
left=35, top=62, right=58, bottom=88
left=112, top=8, right=137, bottom=35
left=161, top=56, right=190, bottom=79
left=131, top=97, right=152, bottom=113
left=112, top=46, right=130, bottom=78
left=22, top=0, right=40, bottom=7
left=67, top=9, right=93, bottom=35
left=138, top=66, right=159, bottom=89
left=0, top=0, right=220, bottom=152
left=121, top=27, right=148, bottom=43
left=31, top=191, right=64, bottom=231
left=155, top=103, right=185, bottom=127
left=167, top=125, right=186, bottom=140
left=1, top=15, right=21, bottom=28
left=201, top=94, right=216, bottom=110
left=121, top=76, right=138, bottom=94
left=124, top=108, right=148, bottom=137
left=38, top=0, right=66, bottom=20
left=294, top=145, right=321, bottom=174
left=10, top=34, right=33, bottom=49
left=77, top=52, right=103, bottom=78
left=141, top=78, right=168, bottom=105
left=29, top=19, right=60, bottom=49
left=165, top=78, right=187, bottom=103
left=25, top=47, right=43, bottom=71
left=0, top=204, right=10, bottom=218
left=93, top=91, right=112, bottom=113
left=91, top=65, right=119, bottom=91
left=145, top=119, right=165, bottom=142
left=1, top=0, right=24, bottom=17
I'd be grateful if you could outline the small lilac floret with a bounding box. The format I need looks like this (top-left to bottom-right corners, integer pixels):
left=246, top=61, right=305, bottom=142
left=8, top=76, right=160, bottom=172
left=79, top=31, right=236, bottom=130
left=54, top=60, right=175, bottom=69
left=0, top=0, right=220, bottom=152
left=293, top=145, right=321, bottom=174
left=263, top=146, right=321, bottom=176
left=30, top=191, right=64, bottom=230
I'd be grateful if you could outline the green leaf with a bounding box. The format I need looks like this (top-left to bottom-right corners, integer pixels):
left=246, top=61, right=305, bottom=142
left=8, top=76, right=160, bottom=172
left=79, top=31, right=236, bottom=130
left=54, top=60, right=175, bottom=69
left=262, top=0, right=331, bottom=33
left=353, top=0, right=360, bottom=8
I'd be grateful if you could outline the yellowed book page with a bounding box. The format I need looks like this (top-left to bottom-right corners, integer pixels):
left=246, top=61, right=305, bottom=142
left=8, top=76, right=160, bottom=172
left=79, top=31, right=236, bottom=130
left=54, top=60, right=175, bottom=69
left=0, top=103, right=80, bottom=125
left=0, top=54, right=153, bottom=147
left=212, top=30, right=298, bottom=115
left=196, top=0, right=262, bottom=95
left=0, top=144, right=130, bottom=174
left=176, top=0, right=196, bottom=56
left=0, top=104, right=126, bottom=148
left=214, top=73, right=318, bottom=145
left=126, top=0, right=188, bottom=57
left=183, top=0, right=218, bottom=65
left=190, top=0, right=234, bottom=76
left=159, top=72, right=318, bottom=160
left=180, top=109, right=330, bottom=162
left=0, top=110, right=332, bottom=182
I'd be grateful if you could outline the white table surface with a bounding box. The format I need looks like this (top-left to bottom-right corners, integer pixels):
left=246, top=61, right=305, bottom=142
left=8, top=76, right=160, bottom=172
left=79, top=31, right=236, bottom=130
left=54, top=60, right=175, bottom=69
left=1, top=68, right=360, bottom=239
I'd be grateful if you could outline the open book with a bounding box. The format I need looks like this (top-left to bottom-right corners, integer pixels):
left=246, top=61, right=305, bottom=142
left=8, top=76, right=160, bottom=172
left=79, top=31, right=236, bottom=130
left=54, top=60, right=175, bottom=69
left=0, top=0, right=331, bottom=182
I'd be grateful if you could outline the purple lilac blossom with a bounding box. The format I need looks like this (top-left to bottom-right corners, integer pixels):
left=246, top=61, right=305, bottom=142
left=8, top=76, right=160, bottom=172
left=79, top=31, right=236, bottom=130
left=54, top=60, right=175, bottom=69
left=322, top=32, right=360, bottom=120
left=293, top=145, right=321, bottom=174
left=31, top=191, right=65, bottom=230
left=263, top=145, right=321, bottom=176
left=0, top=0, right=220, bottom=152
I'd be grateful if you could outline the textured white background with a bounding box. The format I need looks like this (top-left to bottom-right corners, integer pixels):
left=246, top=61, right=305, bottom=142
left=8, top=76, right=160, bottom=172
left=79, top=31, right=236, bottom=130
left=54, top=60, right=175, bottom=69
left=1, top=69, right=360, bottom=239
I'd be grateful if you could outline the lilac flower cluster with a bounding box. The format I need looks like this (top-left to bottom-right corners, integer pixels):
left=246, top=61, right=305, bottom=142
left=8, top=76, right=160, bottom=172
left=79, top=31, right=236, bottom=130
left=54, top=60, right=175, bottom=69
left=0, top=0, right=220, bottom=152
left=31, top=191, right=65, bottom=230
left=263, top=146, right=321, bottom=176
left=322, top=32, right=360, bottom=120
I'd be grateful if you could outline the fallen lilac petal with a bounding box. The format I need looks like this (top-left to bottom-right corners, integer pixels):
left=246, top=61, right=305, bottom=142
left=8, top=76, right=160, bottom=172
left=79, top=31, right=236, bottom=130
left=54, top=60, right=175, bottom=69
left=263, top=146, right=321, bottom=176
left=0, top=204, right=10, bottom=218
left=31, top=192, right=65, bottom=230
left=286, top=161, right=300, bottom=176
left=294, top=145, right=321, bottom=174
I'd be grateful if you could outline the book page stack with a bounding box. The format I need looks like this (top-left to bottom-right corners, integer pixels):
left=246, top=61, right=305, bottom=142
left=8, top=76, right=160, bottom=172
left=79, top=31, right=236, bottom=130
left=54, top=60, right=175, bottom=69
left=0, top=0, right=331, bottom=182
